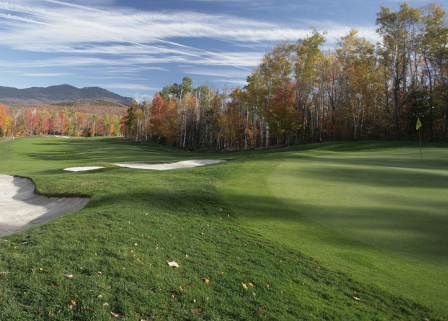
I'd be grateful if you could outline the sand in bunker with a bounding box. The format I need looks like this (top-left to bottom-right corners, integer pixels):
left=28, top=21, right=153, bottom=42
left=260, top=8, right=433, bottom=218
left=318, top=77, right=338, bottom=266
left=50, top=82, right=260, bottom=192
left=0, top=175, right=90, bottom=237
left=115, top=159, right=225, bottom=170
left=64, top=166, right=105, bottom=172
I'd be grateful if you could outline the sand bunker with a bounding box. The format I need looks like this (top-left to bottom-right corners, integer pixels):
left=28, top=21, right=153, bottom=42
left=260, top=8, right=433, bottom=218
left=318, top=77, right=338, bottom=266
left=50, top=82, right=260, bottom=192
left=64, top=166, right=105, bottom=172
left=0, top=175, right=90, bottom=237
left=115, top=159, right=225, bottom=170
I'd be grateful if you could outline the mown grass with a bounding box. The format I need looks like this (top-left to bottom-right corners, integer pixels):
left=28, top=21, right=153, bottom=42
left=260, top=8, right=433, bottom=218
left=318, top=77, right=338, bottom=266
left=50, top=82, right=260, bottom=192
left=220, top=142, right=448, bottom=317
left=0, top=136, right=446, bottom=320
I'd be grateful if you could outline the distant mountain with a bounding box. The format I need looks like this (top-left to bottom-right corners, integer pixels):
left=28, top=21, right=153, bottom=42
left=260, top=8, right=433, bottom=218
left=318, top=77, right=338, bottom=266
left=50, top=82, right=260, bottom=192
left=0, top=84, right=133, bottom=105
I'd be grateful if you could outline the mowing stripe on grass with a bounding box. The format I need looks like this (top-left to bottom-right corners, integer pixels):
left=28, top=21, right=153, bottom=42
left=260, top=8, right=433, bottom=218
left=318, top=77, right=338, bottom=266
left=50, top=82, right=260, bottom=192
left=220, top=144, right=448, bottom=315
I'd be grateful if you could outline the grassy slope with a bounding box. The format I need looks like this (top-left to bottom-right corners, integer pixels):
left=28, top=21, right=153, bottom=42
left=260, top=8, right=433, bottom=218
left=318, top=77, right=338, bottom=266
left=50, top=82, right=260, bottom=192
left=0, top=137, right=445, bottom=319
left=219, top=142, right=448, bottom=317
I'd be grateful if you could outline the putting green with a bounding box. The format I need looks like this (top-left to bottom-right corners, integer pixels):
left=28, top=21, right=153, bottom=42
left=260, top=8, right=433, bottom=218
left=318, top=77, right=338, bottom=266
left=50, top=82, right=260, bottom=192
left=220, top=146, right=448, bottom=313
left=268, top=148, right=448, bottom=264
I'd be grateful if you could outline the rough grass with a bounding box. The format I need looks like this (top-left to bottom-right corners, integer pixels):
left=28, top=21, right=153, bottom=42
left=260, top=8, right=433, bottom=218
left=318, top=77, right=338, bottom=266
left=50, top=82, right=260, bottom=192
left=0, top=137, right=446, bottom=319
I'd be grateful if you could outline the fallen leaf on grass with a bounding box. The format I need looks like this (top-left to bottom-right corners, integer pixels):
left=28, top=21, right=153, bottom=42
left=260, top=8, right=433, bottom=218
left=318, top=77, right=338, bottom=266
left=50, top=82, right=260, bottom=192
left=102, top=302, right=109, bottom=307
left=167, top=261, right=179, bottom=268
left=204, top=279, right=210, bottom=284
left=83, top=306, right=93, bottom=311
left=70, top=300, right=76, bottom=306
left=249, top=283, right=254, bottom=287
left=242, top=283, right=248, bottom=290
left=353, top=296, right=361, bottom=301
left=191, top=309, right=203, bottom=313
left=254, top=310, right=261, bottom=315
left=110, top=312, right=120, bottom=318
left=65, top=274, right=73, bottom=279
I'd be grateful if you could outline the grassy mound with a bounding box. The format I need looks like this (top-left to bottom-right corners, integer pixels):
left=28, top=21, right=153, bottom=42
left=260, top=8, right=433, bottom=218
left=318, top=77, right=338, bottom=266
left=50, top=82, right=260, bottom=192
left=0, top=137, right=446, bottom=319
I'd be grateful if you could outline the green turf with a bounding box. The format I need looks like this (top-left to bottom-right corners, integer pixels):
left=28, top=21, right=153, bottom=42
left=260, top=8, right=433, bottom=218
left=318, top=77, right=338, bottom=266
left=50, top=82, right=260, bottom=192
left=0, top=137, right=447, bottom=319
left=220, top=143, right=448, bottom=316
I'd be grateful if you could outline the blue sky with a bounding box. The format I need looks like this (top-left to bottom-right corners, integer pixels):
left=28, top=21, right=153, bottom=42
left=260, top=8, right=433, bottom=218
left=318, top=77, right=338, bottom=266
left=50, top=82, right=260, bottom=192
left=0, top=0, right=432, bottom=101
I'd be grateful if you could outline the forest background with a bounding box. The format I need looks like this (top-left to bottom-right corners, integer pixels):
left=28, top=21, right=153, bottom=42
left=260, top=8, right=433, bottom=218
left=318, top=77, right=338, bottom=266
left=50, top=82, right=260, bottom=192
left=1, top=3, right=447, bottom=151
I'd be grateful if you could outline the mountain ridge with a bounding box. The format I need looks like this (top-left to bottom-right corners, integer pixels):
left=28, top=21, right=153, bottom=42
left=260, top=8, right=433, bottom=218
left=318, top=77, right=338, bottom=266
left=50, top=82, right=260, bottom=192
left=0, top=84, right=133, bottom=105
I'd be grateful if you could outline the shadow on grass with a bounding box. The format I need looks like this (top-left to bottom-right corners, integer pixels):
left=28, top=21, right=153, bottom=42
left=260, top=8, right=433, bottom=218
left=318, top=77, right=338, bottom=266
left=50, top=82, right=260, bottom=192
left=284, top=161, right=448, bottom=189
left=223, top=191, right=448, bottom=264
left=28, top=137, right=229, bottom=164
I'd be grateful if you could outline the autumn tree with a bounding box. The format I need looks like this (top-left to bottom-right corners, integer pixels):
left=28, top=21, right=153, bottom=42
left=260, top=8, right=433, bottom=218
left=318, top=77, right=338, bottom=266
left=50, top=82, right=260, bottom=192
left=149, top=93, right=165, bottom=142
left=160, top=76, right=193, bottom=100
left=293, top=28, right=326, bottom=142
left=335, top=29, right=377, bottom=140
left=376, top=3, right=421, bottom=140
left=265, top=81, right=299, bottom=146
left=0, top=104, right=10, bottom=137
left=40, top=109, right=51, bottom=134
left=420, top=3, right=448, bottom=140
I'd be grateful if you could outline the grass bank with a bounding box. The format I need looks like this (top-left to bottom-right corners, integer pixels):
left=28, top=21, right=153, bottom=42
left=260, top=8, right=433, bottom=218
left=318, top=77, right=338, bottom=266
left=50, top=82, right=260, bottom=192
left=0, top=137, right=446, bottom=319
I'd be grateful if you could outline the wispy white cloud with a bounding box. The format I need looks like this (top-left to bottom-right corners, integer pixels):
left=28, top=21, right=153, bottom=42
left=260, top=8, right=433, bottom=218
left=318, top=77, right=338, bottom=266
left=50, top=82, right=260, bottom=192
left=182, top=68, right=249, bottom=78
left=0, top=0, right=376, bottom=61
left=216, top=79, right=248, bottom=86
left=42, top=0, right=109, bottom=12
left=0, top=0, right=383, bottom=97
left=100, top=83, right=160, bottom=91
left=23, top=73, right=71, bottom=77
left=0, top=12, right=48, bottom=25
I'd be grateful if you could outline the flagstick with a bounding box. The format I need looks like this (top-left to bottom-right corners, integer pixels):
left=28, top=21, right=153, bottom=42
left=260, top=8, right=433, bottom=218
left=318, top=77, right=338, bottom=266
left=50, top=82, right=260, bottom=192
left=419, top=128, right=422, bottom=162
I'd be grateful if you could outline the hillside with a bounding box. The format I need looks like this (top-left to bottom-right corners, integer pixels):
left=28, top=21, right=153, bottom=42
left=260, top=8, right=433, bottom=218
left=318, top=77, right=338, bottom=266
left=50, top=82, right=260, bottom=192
left=0, top=84, right=133, bottom=105
left=47, top=100, right=129, bottom=116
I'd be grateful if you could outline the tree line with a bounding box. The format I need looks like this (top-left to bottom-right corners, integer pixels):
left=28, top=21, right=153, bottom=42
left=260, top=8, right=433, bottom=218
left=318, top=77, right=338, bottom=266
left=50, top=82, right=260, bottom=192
left=2, top=3, right=446, bottom=150
left=121, top=2, right=448, bottom=150
left=0, top=104, right=122, bottom=138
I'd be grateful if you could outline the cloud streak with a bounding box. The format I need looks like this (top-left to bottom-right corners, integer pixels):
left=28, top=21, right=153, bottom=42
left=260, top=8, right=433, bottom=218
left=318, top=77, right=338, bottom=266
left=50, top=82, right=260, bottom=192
left=0, top=0, right=382, bottom=97
left=0, top=0, right=378, bottom=55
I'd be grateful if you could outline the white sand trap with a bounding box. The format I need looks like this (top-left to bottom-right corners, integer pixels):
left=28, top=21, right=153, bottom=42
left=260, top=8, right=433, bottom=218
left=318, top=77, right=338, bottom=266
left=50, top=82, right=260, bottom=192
left=115, top=159, right=226, bottom=170
left=64, top=166, right=105, bottom=172
left=0, top=175, right=90, bottom=237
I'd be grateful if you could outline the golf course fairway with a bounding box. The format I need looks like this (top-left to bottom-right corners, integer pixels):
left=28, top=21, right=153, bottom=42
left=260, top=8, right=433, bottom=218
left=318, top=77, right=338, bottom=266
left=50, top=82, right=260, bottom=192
left=0, top=137, right=447, bottom=319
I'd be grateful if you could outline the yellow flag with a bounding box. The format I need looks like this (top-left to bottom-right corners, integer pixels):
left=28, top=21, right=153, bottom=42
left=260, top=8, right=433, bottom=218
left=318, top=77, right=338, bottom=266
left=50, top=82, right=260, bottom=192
left=416, top=117, right=422, bottom=130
